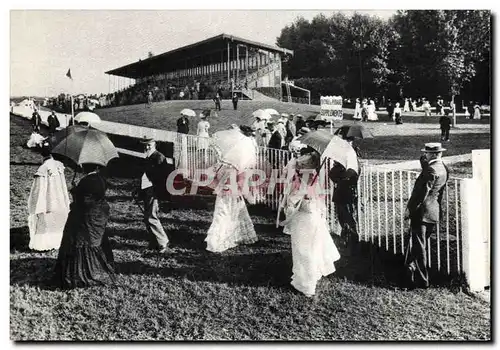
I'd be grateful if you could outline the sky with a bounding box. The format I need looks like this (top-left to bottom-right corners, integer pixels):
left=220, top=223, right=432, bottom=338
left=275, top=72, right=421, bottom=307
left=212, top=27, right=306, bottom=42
left=10, top=10, right=397, bottom=97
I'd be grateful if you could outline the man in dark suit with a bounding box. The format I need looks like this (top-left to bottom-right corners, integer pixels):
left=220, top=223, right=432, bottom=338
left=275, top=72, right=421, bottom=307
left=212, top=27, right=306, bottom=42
left=439, top=111, right=452, bottom=141
left=31, top=109, right=42, bottom=132
left=268, top=123, right=284, bottom=150
left=213, top=92, right=221, bottom=111
left=232, top=93, right=239, bottom=110
left=137, top=137, right=171, bottom=253
left=295, top=115, right=306, bottom=133
left=47, top=111, right=60, bottom=135
left=404, top=143, right=449, bottom=288
left=328, top=140, right=360, bottom=254
left=176, top=114, right=190, bottom=134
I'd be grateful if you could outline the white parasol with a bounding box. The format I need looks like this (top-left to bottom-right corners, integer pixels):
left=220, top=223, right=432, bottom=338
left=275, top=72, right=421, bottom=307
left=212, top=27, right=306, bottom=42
left=180, top=108, right=196, bottom=117
left=74, top=112, right=101, bottom=125
left=263, top=108, right=280, bottom=116
left=297, top=129, right=359, bottom=179
left=252, top=109, right=272, bottom=120
left=210, top=128, right=257, bottom=172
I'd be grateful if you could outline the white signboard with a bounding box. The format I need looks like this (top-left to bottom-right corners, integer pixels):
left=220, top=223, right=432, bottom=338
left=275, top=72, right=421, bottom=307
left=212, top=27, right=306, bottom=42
left=320, top=95, right=343, bottom=121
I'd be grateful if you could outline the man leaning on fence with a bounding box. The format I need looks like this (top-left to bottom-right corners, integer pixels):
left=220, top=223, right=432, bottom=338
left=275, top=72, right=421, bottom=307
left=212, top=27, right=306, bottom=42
left=404, top=143, right=449, bottom=289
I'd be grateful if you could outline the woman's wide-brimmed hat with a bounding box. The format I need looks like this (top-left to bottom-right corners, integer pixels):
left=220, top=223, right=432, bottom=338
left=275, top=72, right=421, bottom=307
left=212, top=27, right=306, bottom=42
left=421, top=142, right=446, bottom=153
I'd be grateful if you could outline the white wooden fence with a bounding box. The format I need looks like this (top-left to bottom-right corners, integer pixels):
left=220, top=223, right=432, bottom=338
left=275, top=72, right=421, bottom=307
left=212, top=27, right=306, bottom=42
left=358, top=166, right=464, bottom=276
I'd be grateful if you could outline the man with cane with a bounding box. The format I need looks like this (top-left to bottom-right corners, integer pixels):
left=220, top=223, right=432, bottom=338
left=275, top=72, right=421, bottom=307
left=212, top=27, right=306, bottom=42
left=133, top=137, right=172, bottom=253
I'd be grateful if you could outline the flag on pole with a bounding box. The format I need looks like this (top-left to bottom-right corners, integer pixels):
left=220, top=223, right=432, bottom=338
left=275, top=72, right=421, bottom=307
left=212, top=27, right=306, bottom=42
left=66, top=69, right=72, bottom=80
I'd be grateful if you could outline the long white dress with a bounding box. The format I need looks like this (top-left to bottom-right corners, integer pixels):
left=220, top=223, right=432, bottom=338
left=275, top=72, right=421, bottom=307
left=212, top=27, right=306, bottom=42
left=205, top=168, right=258, bottom=253
left=367, top=101, right=378, bottom=121
left=403, top=99, right=410, bottom=112
left=353, top=102, right=362, bottom=120
left=27, top=157, right=70, bottom=251
left=286, top=195, right=340, bottom=296
left=252, top=120, right=267, bottom=147
left=197, top=120, right=210, bottom=150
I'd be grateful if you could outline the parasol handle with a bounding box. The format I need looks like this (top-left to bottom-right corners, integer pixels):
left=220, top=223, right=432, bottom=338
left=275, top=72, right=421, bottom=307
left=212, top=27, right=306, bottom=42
left=71, top=166, right=79, bottom=187
left=311, top=158, right=327, bottom=185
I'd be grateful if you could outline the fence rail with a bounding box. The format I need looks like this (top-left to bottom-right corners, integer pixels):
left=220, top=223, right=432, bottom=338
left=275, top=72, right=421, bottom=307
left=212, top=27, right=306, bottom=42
left=358, top=166, right=464, bottom=276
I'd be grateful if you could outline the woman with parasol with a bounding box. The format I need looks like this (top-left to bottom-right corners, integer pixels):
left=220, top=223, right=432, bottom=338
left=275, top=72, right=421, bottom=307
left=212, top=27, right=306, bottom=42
left=280, top=147, right=340, bottom=297
left=51, top=126, right=118, bottom=288
left=204, top=126, right=258, bottom=253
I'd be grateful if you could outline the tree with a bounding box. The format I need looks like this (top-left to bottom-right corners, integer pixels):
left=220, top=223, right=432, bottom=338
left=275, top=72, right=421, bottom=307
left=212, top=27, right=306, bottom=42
left=148, top=51, right=154, bottom=58
left=346, top=13, right=395, bottom=99
left=390, top=10, right=491, bottom=124
left=275, top=10, right=491, bottom=106
left=276, top=12, right=394, bottom=98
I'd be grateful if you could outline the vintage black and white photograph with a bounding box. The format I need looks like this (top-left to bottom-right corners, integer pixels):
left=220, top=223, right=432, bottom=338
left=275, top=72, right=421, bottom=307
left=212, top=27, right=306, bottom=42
left=9, top=8, right=491, bottom=341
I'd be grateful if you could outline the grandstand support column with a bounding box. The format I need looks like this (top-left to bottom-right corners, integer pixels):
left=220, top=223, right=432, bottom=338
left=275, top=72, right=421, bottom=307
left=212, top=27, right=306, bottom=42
left=236, top=44, right=239, bottom=86
left=209, top=55, right=212, bottom=85
left=227, top=41, right=230, bottom=86
left=245, top=45, right=248, bottom=86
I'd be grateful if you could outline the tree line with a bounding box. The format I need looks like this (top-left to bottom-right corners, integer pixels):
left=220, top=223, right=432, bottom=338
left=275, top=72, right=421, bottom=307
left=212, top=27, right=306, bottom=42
left=276, top=10, right=491, bottom=104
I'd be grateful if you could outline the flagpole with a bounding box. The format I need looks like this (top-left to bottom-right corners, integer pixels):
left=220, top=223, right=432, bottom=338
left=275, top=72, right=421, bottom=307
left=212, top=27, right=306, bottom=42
left=71, top=95, right=74, bottom=126
left=66, top=68, right=74, bottom=126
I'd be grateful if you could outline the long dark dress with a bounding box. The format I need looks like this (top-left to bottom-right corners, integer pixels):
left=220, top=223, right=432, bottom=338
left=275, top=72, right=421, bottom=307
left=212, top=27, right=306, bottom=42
left=53, top=172, right=115, bottom=289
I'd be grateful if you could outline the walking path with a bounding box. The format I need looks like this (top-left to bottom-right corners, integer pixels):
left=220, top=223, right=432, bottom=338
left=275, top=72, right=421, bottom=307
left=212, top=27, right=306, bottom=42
left=368, top=154, right=472, bottom=171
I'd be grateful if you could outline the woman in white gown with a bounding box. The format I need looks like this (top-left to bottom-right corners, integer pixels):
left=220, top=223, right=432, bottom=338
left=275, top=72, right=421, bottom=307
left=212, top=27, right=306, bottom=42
left=403, top=98, right=410, bottom=113
left=196, top=111, right=210, bottom=167
left=205, top=126, right=259, bottom=253
left=197, top=112, right=210, bottom=149
left=367, top=100, right=378, bottom=121
left=252, top=117, right=266, bottom=147
left=205, top=164, right=258, bottom=253
left=281, top=150, right=340, bottom=297
left=353, top=98, right=362, bottom=120
left=27, top=141, right=70, bottom=251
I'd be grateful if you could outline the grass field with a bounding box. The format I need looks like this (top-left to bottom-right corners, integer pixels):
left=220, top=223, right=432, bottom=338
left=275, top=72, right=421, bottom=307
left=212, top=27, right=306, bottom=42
left=9, top=102, right=491, bottom=341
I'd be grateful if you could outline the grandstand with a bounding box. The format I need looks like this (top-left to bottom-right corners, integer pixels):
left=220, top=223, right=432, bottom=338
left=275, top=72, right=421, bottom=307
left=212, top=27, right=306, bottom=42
left=105, top=33, right=299, bottom=104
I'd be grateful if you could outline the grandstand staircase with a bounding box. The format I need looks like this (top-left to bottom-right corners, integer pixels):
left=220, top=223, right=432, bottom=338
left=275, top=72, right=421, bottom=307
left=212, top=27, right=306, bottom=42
left=234, top=61, right=281, bottom=101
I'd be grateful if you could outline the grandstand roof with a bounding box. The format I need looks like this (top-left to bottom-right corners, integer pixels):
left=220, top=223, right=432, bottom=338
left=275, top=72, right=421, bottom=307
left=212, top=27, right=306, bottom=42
left=105, top=33, right=294, bottom=79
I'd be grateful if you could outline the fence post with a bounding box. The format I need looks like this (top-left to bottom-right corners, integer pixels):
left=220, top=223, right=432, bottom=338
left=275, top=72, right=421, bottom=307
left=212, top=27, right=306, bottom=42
left=178, top=134, right=188, bottom=177
left=472, top=149, right=491, bottom=287
left=460, top=178, right=487, bottom=292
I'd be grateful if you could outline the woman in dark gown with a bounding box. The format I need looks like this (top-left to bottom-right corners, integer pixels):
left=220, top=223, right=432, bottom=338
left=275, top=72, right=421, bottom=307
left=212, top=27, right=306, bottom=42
left=53, top=164, right=115, bottom=289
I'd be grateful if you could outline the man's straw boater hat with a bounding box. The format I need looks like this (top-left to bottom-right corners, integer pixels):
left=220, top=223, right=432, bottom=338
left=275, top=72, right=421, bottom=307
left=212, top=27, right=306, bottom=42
left=421, top=142, right=446, bottom=153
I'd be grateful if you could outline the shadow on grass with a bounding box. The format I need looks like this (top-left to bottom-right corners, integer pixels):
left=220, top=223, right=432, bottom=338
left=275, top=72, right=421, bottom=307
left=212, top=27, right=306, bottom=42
left=116, top=249, right=292, bottom=288
left=167, top=228, right=207, bottom=250
left=107, top=227, right=147, bottom=242
left=10, top=257, right=57, bottom=289
left=10, top=161, right=42, bottom=166
left=336, top=241, right=467, bottom=291
left=10, top=226, right=30, bottom=252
